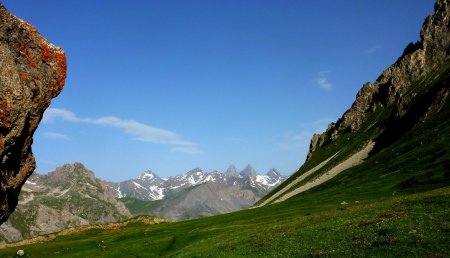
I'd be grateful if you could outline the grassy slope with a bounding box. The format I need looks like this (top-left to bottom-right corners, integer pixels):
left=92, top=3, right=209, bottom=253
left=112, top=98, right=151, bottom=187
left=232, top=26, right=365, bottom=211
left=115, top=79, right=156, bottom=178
left=118, top=197, right=161, bottom=216
left=0, top=188, right=448, bottom=257
left=1, top=62, right=449, bottom=258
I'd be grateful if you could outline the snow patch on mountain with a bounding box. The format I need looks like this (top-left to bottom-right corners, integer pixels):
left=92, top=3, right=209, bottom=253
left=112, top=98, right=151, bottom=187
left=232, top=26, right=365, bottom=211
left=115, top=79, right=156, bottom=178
left=109, top=165, right=286, bottom=201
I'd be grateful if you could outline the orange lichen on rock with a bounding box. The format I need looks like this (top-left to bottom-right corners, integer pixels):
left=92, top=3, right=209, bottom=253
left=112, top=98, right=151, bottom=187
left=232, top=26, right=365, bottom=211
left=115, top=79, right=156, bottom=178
left=25, top=50, right=38, bottom=68
left=23, top=21, right=37, bottom=34
left=0, top=100, right=9, bottom=128
left=41, top=43, right=52, bottom=61
left=20, top=71, right=28, bottom=81
left=55, top=52, right=67, bottom=88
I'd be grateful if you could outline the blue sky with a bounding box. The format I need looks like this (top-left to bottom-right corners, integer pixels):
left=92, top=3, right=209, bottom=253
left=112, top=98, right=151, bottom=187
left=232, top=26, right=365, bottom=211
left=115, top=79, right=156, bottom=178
left=3, top=0, right=435, bottom=181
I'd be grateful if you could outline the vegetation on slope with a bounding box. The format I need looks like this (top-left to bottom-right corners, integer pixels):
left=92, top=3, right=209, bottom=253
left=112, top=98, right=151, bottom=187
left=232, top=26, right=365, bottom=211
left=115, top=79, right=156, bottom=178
left=0, top=188, right=448, bottom=257
left=118, top=197, right=161, bottom=216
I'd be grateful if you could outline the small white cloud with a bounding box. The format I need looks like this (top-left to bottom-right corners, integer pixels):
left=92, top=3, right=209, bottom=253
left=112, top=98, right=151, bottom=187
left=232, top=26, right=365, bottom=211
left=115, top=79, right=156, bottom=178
left=42, top=108, right=200, bottom=152
left=42, top=131, right=70, bottom=141
left=317, top=71, right=332, bottom=90
left=171, top=147, right=202, bottom=155
left=42, top=109, right=78, bottom=123
left=364, top=44, right=383, bottom=54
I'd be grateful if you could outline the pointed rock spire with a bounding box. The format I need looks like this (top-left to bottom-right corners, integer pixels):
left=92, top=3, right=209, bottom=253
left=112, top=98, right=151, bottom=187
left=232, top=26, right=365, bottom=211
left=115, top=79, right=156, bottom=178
left=240, top=164, right=258, bottom=178
left=225, top=165, right=240, bottom=177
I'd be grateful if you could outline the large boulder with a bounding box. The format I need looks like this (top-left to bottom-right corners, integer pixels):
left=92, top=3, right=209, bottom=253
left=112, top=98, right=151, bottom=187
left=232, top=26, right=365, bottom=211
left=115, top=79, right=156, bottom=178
left=0, top=4, right=66, bottom=224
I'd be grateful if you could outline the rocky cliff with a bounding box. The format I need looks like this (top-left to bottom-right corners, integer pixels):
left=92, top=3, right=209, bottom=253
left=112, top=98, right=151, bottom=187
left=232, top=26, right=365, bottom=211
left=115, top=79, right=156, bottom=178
left=0, top=4, right=66, bottom=224
left=307, top=0, right=450, bottom=160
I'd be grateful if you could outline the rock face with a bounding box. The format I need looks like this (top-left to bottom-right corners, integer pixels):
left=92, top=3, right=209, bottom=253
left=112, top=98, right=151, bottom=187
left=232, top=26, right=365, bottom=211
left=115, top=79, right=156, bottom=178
left=0, top=163, right=131, bottom=243
left=0, top=4, right=66, bottom=224
left=307, top=0, right=450, bottom=161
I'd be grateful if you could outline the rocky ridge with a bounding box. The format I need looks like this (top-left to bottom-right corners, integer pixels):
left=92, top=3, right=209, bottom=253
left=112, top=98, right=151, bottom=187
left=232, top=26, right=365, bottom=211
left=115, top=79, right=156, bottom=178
left=110, top=165, right=285, bottom=201
left=0, top=163, right=130, bottom=243
left=0, top=4, right=66, bottom=224
left=307, top=0, right=450, bottom=160
left=258, top=0, right=450, bottom=207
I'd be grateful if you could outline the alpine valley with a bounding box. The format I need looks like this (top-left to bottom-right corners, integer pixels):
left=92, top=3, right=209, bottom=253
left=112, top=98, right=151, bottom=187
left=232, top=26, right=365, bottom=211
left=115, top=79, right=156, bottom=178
left=0, top=0, right=449, bottom=256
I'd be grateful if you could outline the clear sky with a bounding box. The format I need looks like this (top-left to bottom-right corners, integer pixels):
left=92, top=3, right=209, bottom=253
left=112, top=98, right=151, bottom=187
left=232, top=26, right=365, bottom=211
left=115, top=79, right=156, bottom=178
left=3, top=0, right=435, bottom=181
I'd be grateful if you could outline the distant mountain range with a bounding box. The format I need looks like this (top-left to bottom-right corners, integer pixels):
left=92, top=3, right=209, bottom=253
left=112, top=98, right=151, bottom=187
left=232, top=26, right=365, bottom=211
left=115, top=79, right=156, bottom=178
left=109, top=165, right=284, bottom=201
left=108, top=164, right=286, bottom=221
left=0, top=163, right=285, bottom=242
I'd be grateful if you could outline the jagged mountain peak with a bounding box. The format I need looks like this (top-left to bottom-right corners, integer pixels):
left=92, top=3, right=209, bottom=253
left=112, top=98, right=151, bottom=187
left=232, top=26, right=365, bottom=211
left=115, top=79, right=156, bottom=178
left=186, top=168, right=204, bottom=175
left=49, top=162, right=96, bottom=183
left=240, top=164, right=258, bottom=178
left=58, top=162, right=89, bottom=173
left=138, top=171, right=160, bottom=181
left=225, top=165, right=240, bottom=177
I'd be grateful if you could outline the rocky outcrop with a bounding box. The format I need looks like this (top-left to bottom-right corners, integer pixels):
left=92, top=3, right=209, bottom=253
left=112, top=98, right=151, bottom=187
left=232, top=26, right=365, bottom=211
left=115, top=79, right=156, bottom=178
left=0, top=4, right=66, bottom=224
left=307, top=0, right=450, bottom=160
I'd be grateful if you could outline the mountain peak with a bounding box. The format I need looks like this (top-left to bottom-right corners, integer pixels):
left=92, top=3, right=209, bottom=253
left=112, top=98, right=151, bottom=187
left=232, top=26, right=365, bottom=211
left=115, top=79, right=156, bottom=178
left=138, top=171, right=160, bottom=181
left=225, top=165, right=240, bottom=177
left=187, top=168, right=203, bottom=175
left=240, top=164, right=258, bottom=178
left=52, top=162, right=95, bottom=180
left=61, top=162, right=87, bottom=171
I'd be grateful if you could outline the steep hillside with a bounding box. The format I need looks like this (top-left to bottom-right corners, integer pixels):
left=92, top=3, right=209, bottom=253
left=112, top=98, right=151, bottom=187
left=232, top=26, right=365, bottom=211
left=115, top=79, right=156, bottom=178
left=110, top=165, right=285, bottom=220
left=0, top=163, right=130, bottom=242
left=256, top=0, right=450, bottom=207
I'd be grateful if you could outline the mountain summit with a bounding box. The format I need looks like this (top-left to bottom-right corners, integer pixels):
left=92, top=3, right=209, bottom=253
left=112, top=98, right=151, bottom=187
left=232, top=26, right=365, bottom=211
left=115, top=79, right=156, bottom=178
left=225, top=165, right=240, bottom=178
left=240, top=164, right=258, bottom=179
